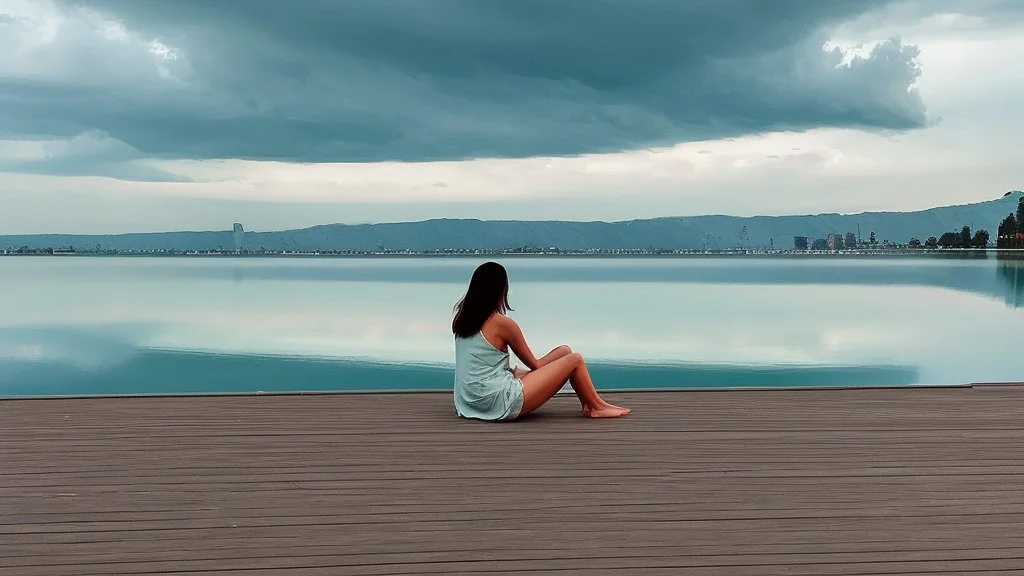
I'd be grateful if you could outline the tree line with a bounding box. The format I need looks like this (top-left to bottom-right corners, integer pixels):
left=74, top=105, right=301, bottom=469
left=908, top=225, right=989, bottom=249
left=996, top=196, right=1024, bottom=249
left=905, top=196, right=1024, bottom=250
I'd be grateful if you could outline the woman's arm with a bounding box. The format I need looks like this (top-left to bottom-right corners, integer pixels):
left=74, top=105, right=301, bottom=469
left=499, top=315, right=569, bottom=371
left=512, top=346, right=570, bottom=379
left=497, top=315, right=542, bottom=370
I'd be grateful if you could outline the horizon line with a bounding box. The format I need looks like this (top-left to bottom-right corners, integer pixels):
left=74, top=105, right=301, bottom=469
left=2, top=190, right=1021, bottom=238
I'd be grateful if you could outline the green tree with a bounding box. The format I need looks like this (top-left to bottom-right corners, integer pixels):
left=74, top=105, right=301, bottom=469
left=960, top=225, right=971, bottom=248
left=1017, top=197, right=1024, bottom=231
left=869, top=231, right=877, bottom=245
left=925, top=236, right=938, bottom=249
left=908, top=237, right=922, bottom=248
left=972, top=229, right=990, bottom=248
left=938, top=232, right=958, bottom=248
left=998, top=214, right=1016, bottom=248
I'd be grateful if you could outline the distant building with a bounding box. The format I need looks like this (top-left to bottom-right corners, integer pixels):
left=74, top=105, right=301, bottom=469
left=811, top=238, right=830, bottom=251
left=827, top=233, right=843, bottom=251
left=793, top=236, right=809, bottom=250
left=233, top=223, right=245, bottom=252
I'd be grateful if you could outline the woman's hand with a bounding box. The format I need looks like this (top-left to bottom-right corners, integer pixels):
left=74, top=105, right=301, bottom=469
left=511, top=346, right=569, bottom=379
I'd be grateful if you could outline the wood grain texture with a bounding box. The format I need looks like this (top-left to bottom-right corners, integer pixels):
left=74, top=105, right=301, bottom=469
left=3, top=386, right=1024, bottom=575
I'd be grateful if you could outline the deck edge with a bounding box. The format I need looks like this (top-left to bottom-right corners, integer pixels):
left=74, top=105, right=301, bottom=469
left=0, top=382, right=994, bottom=402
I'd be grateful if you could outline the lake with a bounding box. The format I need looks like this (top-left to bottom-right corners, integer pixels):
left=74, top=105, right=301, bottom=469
left=1, top=255, right=1021, bottom=397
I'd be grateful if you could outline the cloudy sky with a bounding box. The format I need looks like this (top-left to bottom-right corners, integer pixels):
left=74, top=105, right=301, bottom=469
left=1, top=0, right=1021, bottom=233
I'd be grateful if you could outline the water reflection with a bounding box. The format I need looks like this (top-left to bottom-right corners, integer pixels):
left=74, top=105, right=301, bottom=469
left=0, top=342, right=919, bottom=397
left=9, top=253, right=1021, bottom=305
left=997, top=253, right=1024, bottom=308
left=1, top=256, right=1021, bottom=395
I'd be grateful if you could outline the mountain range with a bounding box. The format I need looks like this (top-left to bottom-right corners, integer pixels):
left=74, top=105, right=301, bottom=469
left=3, top=191, right=1022, bottom=252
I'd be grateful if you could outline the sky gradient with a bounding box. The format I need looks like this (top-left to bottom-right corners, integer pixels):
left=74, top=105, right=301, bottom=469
left=1, top=0, right=1022, bottom=233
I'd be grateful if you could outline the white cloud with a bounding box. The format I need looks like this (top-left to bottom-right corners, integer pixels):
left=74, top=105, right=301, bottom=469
left=2, top=124, right=1019, bottom=234
left=0, top=0, right=188, bottom=85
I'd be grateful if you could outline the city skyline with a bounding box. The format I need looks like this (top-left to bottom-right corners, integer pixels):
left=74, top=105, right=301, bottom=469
left=1, top=0, right=1022, bottom=234
left=4, top=191, right=1021, bottom=254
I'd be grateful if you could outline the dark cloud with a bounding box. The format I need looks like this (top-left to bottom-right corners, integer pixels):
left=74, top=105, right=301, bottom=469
left=0, top=130, right=189, bottom=182
left=1, top=0, right=937, bottom=165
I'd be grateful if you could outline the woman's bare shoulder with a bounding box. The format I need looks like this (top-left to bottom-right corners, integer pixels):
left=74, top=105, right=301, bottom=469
left=495, top=312, right=519, bottom=327
left=485, top=312, right=518, bottom=334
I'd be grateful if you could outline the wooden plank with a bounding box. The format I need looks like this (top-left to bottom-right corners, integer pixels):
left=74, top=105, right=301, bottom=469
left=2, top=387, right=1024, bottom=575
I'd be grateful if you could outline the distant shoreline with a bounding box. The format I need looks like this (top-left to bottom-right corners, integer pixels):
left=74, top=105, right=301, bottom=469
left=3, top=192, right=1020, bottom=257
left=4, top=248, right=1023, bottom=259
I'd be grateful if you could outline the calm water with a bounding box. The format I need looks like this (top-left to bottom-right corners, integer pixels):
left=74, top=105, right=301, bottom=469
left=1, top=255, right=1022, bottom=397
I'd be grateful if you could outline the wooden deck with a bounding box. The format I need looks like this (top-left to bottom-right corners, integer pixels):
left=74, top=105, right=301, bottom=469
left=3, top=386, right=1024, bottom=575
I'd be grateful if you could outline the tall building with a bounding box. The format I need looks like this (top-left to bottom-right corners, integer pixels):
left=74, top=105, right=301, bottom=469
left=233, top=223, right=245, bottom=252
left=827, top=233, right=844, bottom=251
left=793, top=236, right=809, bottom=250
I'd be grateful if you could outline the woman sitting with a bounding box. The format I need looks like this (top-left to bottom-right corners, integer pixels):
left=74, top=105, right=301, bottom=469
left=452, top=261, right=631, bottom=421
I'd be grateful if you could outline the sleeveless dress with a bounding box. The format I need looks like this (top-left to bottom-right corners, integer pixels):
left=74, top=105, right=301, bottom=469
left=453, top=331, right=525, bottom=421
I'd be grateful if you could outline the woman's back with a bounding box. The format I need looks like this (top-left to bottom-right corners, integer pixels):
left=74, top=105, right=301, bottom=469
left=450, top=261, right=629, bottom=421
left=453, top=330, right=524, bottom=421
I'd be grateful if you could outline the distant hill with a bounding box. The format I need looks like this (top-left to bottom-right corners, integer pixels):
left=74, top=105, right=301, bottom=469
left=3, top=191, right=1022, bottom=252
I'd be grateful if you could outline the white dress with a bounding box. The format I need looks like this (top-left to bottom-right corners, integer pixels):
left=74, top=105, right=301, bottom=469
left=453, top=331, right=525, bottom=421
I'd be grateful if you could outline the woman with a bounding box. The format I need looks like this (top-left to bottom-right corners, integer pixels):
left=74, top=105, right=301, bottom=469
left=452, top=261, right=630, bottom=421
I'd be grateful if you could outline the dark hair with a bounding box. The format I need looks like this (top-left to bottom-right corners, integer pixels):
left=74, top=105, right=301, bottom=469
left=452, top=261, right=512, bottom=338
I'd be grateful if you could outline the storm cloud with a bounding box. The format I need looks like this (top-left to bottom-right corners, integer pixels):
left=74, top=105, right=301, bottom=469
left=0, top=0, right=938, bottom=168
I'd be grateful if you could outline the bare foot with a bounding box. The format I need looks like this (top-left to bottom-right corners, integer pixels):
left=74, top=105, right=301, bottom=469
left=582, top=404, right=631, bottom=418
left=597, top=398, right=626, bottom=410
left=581, top=397, right=624, bottom=411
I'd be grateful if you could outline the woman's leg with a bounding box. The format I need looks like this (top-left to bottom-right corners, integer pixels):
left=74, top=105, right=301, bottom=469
left=519, top=352, right=630, bottom=418
left=516, top=345, right=571, bottom=379
left=538, top=344, right=572, bottom=366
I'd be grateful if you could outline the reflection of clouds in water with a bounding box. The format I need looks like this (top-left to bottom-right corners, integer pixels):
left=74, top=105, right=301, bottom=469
left=0, top=282, right=1011, bottom=372
left=2, top=258, right=1022, bottom=385
left=5, top=344, right=45, bottom=360
left=820, top=326, right=893, bottom=352
left=0, top=325, right=150, bottom=373
left=511, top=283, right=930, bottom=365
left=134, top=304, right=455, bottom=362
left=117, top=282, right=1010, bottom=385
